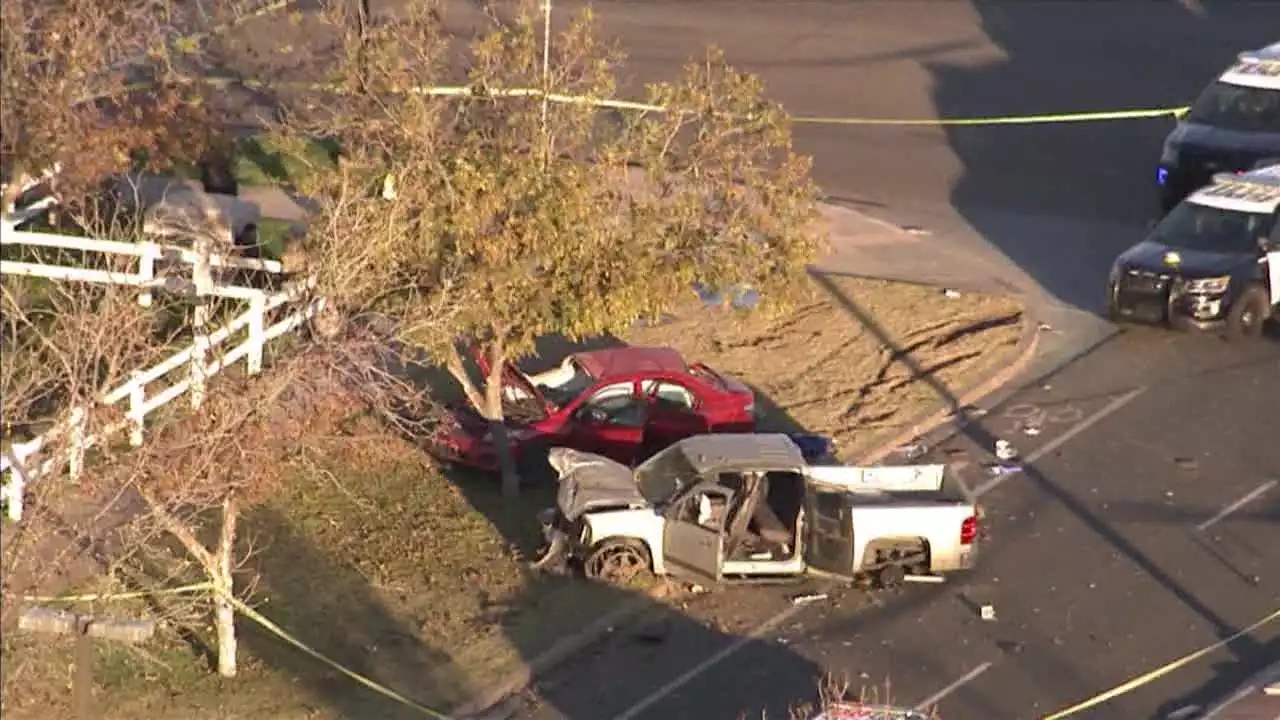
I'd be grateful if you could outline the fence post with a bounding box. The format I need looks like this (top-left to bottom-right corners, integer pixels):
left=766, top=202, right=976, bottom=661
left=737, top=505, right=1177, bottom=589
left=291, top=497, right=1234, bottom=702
left=67, top=406, right=86, bottom=481
left=191, top=304, right=209, bottom=410
left=128, top=371, right=145, bottom=446
left=137, top=244, right=156, bottom=308
left=2, top=448, right=30, bottom=521
left=191, top=243, right=212, bottom=410
left=247, top=295, right=266, bottom=374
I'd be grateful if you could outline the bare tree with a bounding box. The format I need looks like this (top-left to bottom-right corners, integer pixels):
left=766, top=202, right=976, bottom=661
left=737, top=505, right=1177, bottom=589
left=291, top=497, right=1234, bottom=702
left=267, top=0, right=821, bottom=496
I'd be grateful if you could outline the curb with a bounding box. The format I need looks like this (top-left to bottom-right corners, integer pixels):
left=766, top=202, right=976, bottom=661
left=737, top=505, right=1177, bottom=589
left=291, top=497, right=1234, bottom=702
left=457, top=308, right=1042, bottom=720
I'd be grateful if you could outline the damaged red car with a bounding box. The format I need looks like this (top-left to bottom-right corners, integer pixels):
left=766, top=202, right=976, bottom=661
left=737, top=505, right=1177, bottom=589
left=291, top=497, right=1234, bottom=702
left=429, top=346, right=758, bottom=477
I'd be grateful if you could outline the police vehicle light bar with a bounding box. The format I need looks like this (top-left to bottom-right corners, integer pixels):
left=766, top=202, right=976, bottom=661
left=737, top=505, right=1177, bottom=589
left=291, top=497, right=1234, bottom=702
left=1222, top=42, right=1280, bottom=90
left=1201, top=165, right=1280, bottom=207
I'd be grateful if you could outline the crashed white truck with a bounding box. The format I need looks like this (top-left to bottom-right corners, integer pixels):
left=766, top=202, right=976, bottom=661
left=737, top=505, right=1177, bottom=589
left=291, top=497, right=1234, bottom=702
left=533, top=433, right=981, bottom=588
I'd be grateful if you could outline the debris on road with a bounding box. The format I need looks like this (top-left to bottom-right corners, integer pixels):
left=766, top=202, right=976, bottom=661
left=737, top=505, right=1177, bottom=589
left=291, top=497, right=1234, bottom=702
left=901, top=225, right=931, bottom=236
left=1174, top=456, right=1199, bottom=471
left=995, top=439, right=1019, bottom=461
left=1022, top=423, right=1042, bottom=436
left=904, top=574, right=945, bottom=584
left=893, top=442, right=927, bottom=461
left=980, top=604, right=997, bottom=621
left=943, top=288, right=962, bottom=298
left=792, top=592, right=830, bottom=606
left=986, top=463, right=1024, bottom=476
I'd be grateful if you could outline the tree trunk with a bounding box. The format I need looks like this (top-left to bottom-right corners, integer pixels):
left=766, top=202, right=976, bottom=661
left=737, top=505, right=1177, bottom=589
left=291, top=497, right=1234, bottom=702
left=442, top=339, right=519, bottom=498
left=214, top=494, right=239, bottom=678
left=482, top=341, right=520, bottom=499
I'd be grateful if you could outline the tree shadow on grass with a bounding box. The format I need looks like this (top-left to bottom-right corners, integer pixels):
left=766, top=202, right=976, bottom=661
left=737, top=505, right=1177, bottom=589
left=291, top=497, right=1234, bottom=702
left=240, top=505, right=476, bottom=719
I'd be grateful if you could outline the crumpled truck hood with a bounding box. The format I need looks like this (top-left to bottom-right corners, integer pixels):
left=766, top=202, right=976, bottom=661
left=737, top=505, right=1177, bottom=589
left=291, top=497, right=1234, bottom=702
left=548, top=448, right=648, bottom=521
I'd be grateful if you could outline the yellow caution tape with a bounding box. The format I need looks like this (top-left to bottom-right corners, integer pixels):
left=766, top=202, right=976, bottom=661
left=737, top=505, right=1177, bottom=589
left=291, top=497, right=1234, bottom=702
left=23, top=581, right=215, bottom=604
left=791, top=106, right=1190, bottom=126
left=1041, top=606, right=1280, bottom=720
left=226, top=594, right=453, bottom=719
left=102, top=76, right=1191, bottom=128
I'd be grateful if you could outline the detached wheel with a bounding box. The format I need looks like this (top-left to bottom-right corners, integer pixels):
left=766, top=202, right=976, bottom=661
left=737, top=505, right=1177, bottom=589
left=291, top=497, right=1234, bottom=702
left=1226, top=285, right=1269, bottom=340
left=875, top=563, right=906, bottom=589
left=583, top=539, right=651, bottom=586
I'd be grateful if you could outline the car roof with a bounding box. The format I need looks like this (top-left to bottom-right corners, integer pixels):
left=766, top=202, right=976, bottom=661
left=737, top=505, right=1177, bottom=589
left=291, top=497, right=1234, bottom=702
left=573, top=346, right=688, bottom=379
left=1221, top=42, right=1280, bottom=90
left=1188, top=164, right=1280, bottom=213
left=676, top=433, right=805, bottom=474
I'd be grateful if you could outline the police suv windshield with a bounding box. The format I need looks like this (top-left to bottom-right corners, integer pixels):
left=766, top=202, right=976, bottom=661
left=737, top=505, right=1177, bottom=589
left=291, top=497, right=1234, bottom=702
left=1153, top=202, right=1274, bottom=255
left=1185, top=82, right=1280, bottom=133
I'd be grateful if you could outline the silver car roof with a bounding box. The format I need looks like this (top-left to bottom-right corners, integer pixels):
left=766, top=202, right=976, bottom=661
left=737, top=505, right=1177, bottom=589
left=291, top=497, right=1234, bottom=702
left=675, top=433, right=805, bottom=474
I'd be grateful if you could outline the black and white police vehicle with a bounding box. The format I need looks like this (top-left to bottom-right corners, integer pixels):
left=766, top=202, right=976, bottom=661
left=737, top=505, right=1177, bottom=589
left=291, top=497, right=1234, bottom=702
left=1157, top=41, right=1280, bottom=213
left=1109, top=164, right=1280, bottom=338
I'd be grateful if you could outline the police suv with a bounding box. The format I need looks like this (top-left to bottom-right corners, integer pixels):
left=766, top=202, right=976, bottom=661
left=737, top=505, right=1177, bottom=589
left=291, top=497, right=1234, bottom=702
left=1157, top=41, right=1280, bottom=213
left=1109, top=164, right=1280, bottom=338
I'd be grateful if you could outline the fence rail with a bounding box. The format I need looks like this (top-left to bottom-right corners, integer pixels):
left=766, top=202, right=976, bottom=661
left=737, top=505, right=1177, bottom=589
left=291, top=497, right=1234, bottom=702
left=1, top=218, right=318, bottom=521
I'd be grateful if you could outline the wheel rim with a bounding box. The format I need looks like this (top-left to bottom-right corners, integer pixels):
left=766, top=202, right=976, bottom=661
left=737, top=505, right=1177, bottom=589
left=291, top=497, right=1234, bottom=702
left=1241, top=306, right=1258, bottom=330
left=587, top=545, right=646, bottom=584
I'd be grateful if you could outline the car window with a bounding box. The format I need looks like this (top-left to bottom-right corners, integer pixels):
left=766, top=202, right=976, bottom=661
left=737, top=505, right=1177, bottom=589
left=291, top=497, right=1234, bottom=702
left=580, top=382, right=645, bottom=427
left=1154, top=203, right=1272, bottom=255
left=1185, top=82, right=1280, bottom=134
left=641, top=380, right=696, bottom=411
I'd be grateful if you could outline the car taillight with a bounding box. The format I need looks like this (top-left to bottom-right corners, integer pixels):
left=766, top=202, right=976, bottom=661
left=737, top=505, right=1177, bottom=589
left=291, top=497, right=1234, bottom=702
left=960, top=515, right=978, bottom=545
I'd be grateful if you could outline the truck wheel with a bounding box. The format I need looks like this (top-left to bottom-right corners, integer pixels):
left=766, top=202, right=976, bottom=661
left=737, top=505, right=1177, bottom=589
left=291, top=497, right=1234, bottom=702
left=583, top=539, right=652, bottom=586
left=875, top=564, right=906, bottom=589
left=1226, top=285, right=1269, bottom=340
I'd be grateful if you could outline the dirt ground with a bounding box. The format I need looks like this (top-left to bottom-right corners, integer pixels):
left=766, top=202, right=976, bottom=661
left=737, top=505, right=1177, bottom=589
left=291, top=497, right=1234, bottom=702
left=1, top=275, right=1024, bottom=719
left=629, top=273, right=1025, bottom=460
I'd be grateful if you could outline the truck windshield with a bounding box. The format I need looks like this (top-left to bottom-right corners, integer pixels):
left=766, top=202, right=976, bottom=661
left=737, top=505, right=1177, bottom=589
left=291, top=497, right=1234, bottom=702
left=1154, top=203, right=1273, bottom=255
left=1185, top=81, right=1280, bottom=133
left=634, top=446, right=700, bottom=503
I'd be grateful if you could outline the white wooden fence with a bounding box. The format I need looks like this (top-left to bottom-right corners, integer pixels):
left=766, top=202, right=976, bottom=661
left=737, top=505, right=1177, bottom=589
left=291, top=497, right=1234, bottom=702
left=0, top=217, right=320, bottom=521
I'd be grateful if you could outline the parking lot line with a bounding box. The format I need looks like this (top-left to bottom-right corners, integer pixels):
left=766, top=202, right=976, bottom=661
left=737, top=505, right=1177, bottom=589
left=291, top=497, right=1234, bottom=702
left=912, top=662, right=994, bottom=711
left=607, top=602, right=809, bottom=720
left=1196, top=480, right=1278, bottom=532
left=973, top=387, right=1147, bottom=498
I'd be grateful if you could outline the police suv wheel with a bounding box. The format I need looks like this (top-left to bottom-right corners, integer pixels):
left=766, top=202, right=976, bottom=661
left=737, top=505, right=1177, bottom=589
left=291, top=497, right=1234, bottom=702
left=1225, top=285, right=1269, bottom=340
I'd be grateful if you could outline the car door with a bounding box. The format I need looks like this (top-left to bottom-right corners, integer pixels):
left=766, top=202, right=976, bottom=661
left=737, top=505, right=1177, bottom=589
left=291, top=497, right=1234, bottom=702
left=640, top=379, right=710, bottom=459
left=564, top=381, right=647, bottom=465
left=662, top=484, right=732, bottom=584
left=802, top=483, right=857, bottom=578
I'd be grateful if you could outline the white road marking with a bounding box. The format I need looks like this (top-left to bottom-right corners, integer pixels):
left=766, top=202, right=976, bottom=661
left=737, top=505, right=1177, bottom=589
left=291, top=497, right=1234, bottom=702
left=1196, top=480, right=1278, bottom=532
left=608, top=602, right=808, bottom=720
left=973, top=387, right=1147, bottom=498
left=913, top=662, right=994, bottom=711
left=1199, top=684, right=1259, bottom=719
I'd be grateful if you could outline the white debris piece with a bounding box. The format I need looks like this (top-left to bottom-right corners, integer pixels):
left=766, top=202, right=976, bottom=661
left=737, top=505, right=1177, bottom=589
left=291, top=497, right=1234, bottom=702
left=792, top=593, right=829, bottom=606
left=980, top=604, right=997, bottom=621
left=995, top=439, right=1019, bottom=462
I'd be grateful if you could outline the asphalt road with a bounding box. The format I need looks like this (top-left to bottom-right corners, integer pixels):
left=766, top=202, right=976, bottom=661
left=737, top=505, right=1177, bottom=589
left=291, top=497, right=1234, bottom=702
left=503, top=2, right=1280, bottom=719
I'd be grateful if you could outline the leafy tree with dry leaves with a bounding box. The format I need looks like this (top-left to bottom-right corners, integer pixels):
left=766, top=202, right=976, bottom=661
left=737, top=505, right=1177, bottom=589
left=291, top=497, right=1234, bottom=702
left=274, top=0, right=821, bottom=495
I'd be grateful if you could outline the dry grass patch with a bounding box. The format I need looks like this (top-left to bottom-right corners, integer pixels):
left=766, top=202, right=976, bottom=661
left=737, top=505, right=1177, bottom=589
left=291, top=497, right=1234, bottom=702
left=628, top=275, right=1025, bottom=460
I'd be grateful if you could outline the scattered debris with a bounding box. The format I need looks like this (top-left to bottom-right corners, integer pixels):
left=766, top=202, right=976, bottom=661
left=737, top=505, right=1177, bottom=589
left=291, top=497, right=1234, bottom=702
left=979, top=604, right=997, bottom=621
left=1037, top=322, right=1054, bottom=332
left=689, top=584, right=708, bottom=594
left=942, top=288, right=962, bottom=299
left=904, top=574, right=945, bottom=584
left=995, top=439, right=1019, bottom=462
left=1174, top=456, right=1199, bottom=471
left=985, top=463, right=1023, bottom=476
left=792, top=592, right=829, bottom=606
left=1022, top=424, right=1042, bottom=437
left=893, top=442, right=927, bottom=461
left=902, top=225, right=931, bottom=236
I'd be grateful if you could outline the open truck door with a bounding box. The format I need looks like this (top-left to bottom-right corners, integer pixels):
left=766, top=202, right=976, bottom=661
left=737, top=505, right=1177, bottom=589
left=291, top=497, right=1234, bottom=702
left=802, top=484, right=857, bottom=579
left=662, top=484, right=732, bottom=584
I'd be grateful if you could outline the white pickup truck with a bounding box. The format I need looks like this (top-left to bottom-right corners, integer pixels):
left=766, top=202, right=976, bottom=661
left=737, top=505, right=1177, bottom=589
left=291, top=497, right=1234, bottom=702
left=533, top=433, right=981, bottom=588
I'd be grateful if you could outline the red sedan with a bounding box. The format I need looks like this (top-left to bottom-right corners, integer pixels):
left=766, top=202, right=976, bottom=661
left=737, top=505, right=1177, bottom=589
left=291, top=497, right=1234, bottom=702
left=429, top=346, right=758, bottom=476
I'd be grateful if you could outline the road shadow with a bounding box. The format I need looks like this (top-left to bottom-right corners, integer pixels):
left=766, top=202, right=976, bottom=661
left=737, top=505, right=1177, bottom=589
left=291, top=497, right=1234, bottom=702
left=929, top=1, right=1280, bottom=313
left=1152, top=638, right=1280, bottom=720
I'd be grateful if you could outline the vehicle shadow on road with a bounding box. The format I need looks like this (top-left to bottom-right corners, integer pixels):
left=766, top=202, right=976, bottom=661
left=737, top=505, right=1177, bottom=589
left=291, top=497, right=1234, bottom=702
left=1152, top=636, right=1280, bottom=720
left=929, top=0, right=1280, bottom=314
